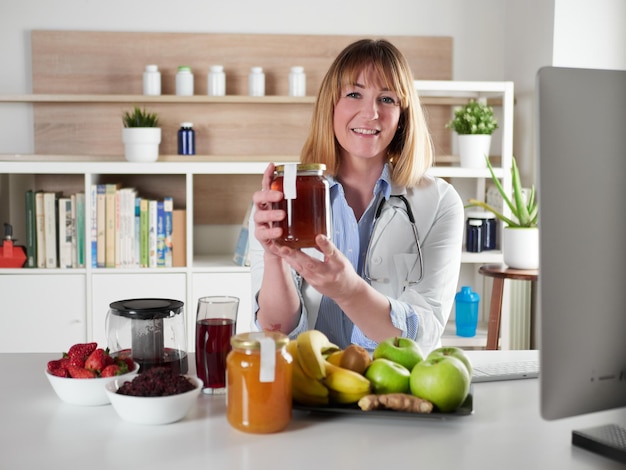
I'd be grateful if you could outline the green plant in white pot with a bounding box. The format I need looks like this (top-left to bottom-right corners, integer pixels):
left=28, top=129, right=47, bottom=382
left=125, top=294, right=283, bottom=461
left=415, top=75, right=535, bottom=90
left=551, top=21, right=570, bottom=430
left=466, top=156, right=539, bottom=269
left=122, top=106, right=161, bottom=162
left=446, top=99, right=498, bottom=169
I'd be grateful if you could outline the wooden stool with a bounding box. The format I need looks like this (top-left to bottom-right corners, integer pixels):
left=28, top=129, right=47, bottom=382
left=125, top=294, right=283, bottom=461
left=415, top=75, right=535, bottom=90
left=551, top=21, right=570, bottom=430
left=478, top=264, right=539, bottom=350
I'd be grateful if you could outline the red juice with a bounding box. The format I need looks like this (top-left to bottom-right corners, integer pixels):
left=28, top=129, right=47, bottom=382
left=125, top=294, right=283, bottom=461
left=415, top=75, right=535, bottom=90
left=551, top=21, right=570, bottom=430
left=195, top=318, right=236, bottom=389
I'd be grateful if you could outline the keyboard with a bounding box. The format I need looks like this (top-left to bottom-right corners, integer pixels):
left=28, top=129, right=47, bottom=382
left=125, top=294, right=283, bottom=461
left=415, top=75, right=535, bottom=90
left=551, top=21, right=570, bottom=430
left=471, top=359, right=539, bottom=383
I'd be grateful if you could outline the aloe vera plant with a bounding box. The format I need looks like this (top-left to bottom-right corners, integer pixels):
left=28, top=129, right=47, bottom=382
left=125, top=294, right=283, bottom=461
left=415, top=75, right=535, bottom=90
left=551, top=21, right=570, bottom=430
left=122, top=106, right=159, bottom=128
left=466, top=157, right=538, bottom=228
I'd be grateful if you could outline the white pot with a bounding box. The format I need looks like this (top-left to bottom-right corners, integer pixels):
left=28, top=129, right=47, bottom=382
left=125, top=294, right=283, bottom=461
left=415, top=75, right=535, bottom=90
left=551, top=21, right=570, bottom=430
left=122, top=127, right=161, bottom=162
left=457, top=134, right=492, bottom=169
left=503, top=226, right=539, bottom=270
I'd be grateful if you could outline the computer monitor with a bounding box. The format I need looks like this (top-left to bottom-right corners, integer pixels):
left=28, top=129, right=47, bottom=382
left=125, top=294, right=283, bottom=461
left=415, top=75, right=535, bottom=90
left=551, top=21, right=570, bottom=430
left=537, top=66, right=626, bottom=463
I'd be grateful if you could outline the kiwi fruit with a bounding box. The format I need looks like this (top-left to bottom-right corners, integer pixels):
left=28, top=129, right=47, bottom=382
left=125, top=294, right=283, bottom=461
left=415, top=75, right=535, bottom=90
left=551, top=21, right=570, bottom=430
left=340, top=344, right=372, bottom=374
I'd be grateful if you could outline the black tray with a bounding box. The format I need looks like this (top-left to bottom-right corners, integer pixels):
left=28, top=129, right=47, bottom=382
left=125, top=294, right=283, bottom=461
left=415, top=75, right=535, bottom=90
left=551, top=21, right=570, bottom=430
left=293, top=388, right=473, bottom=420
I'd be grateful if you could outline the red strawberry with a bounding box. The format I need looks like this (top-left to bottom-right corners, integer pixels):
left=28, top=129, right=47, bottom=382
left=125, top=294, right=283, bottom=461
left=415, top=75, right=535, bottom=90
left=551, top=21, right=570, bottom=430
left=51, top=368, right=70, bottom=377
left=47, top=359, right=63, bottom=372
left=68, top=365, right=96, bottom=379
left=100, top=364, right=121, bottom=377
left=85, top=348, right=109, bottom=373
left=66, top=342, right=97, bottom=368
left=115, top=355, right=135, bottom=372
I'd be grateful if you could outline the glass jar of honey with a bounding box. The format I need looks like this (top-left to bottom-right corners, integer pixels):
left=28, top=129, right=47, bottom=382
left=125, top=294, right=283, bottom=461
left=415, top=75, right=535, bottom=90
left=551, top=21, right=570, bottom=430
left=226, top=332, right=293, bottom=433
left=271, top=163, right=330, bottom=249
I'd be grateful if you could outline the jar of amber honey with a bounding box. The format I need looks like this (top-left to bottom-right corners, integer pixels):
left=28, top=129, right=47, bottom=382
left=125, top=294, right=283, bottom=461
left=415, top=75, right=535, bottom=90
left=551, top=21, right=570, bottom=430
left=226, top=332, right=293, bottom=433
left=271, top=163, right=330, bottom=249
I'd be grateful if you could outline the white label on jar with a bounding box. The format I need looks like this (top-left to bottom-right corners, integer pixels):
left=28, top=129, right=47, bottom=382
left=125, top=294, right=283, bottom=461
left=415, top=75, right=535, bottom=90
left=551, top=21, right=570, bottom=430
left=258, top=336, right=276, bottom=383
left=283, top=163, right=297, bottom=200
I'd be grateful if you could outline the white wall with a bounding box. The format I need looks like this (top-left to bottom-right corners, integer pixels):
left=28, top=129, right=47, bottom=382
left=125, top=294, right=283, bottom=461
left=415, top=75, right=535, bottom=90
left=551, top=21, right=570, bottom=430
left=554, top=0, right=626, bottom=70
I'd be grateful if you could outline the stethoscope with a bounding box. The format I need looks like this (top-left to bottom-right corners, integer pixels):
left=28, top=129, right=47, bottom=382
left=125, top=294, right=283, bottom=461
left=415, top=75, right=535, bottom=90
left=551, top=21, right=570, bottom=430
left=363, top=194, right=424, bottom=286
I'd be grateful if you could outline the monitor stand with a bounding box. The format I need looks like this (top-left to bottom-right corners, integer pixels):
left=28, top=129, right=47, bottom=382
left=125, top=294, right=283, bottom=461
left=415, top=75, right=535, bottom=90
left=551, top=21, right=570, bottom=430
left=572, top=424, right=626, bottom=464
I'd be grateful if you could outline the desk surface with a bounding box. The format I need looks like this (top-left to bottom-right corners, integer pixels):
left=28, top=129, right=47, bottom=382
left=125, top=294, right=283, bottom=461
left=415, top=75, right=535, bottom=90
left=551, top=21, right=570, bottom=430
left=1, top=351, right=624, bottom=470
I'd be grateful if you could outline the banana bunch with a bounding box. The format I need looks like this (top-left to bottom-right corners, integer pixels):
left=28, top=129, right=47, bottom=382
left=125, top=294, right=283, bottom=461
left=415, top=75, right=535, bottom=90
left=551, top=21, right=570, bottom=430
left=289, top=330, right=372, bottom=406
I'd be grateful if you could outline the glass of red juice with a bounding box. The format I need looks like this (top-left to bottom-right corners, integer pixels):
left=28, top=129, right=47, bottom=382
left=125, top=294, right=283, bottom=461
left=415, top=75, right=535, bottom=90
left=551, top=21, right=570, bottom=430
left=195, top=296, right=239, bottom=394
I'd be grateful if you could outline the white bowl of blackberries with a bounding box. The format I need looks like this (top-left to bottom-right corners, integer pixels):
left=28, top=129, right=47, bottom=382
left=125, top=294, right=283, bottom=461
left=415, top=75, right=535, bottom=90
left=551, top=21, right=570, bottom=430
left=105, top=367, right=202, bottom=425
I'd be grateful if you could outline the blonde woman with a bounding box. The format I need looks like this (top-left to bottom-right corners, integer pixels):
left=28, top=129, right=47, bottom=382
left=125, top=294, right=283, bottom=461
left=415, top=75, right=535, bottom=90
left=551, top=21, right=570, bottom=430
left=250, top=39, right=463, bottom=355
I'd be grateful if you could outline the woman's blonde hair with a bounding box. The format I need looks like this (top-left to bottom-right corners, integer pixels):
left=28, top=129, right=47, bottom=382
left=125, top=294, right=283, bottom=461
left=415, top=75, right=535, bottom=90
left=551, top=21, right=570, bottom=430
left=300, top=39, right=434, bottom=187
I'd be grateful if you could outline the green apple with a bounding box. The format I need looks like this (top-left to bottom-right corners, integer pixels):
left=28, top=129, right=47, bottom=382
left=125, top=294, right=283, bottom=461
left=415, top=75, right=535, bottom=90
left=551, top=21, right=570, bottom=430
left=364, top=358, right=411, bottom=394
left=373, top=337, right=424, bottom=371
left=427, top=346, right=473, bottom=376
left=409, top=355, right=470, bottom=413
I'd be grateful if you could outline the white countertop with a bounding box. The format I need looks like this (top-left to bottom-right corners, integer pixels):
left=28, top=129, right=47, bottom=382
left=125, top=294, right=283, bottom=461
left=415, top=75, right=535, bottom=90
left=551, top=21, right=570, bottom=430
left=1, top=350, right=625, bottom=470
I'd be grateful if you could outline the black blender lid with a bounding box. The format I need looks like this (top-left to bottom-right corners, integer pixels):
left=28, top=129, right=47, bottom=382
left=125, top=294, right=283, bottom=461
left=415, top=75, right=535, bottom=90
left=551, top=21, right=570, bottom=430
left=108, top=298, right=184, bottom=320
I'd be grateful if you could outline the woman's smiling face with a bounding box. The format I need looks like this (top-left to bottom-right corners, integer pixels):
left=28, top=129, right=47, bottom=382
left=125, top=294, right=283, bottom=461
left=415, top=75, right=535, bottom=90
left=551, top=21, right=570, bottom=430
left=333, top=67, right=401, bottom=164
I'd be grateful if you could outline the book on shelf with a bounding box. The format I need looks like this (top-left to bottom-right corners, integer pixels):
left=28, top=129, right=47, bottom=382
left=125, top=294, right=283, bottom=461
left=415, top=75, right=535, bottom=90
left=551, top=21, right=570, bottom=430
left=89, top=185, right=97, bottom=268
left=156, top=199, right=165, bottom=267
left=96, top=184, right=106, bottom=268
left=148, top=199, right=157, bottom=268
left=43, top=192, right=60, bottom=268
left=140, top=198, right=149, bottom=268
left=58, top=196, right=73, bottom=269
left=233, top=201, right=253, bottom=267
left=35, top=191, right=46, bottom=268
left=75, top=192, right=85, bottom=268
left=172, top=209, right=186, bottom=267
left=164, top=197, right=173, bottom=268
left=134, top=197, right=141, bottom=268
left=104, top=183, right=120, bottom=268
left=24, top=190, right=37, bottom=268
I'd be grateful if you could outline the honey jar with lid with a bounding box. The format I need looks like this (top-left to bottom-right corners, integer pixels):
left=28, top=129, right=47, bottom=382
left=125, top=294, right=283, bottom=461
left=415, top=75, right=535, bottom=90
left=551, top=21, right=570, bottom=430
left=226, top=332, right=293, bottom=433
left=270, top=163, right=330, bottom=249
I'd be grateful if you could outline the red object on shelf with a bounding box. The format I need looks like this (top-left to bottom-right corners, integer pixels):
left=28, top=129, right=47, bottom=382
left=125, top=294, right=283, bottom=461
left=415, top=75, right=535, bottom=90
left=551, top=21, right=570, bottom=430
left=0, top=223, right=27, bottom=268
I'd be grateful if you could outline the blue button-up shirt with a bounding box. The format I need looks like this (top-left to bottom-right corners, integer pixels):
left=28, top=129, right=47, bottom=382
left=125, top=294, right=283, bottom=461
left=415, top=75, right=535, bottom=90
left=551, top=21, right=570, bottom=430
left=315, top=164, right=417, bottom=349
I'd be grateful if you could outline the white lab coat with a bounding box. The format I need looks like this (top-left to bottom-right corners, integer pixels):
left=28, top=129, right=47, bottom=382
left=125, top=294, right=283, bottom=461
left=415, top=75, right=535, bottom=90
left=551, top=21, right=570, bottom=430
left=249, top=174, right=464, bottom=355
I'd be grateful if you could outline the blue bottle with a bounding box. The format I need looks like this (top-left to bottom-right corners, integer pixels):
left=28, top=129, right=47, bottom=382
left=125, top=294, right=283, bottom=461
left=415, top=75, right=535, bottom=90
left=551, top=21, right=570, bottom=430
left=177, top=122, right=195, bottom=155
left=455, top=286, right=480, bottom=337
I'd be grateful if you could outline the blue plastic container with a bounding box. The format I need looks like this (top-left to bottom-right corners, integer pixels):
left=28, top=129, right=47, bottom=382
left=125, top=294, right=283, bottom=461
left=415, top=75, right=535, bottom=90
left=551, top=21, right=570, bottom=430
left=455, top=286, right=480, bottom=337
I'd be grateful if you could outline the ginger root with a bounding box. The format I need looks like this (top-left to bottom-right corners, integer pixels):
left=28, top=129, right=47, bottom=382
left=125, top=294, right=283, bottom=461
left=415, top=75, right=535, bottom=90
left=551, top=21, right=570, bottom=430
left=358, top=393, right=434, bottom=414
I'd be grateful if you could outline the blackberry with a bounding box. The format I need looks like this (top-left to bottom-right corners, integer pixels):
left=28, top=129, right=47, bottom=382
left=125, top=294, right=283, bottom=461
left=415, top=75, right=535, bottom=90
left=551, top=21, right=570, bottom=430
left=116, top=367, right=195, bottom=397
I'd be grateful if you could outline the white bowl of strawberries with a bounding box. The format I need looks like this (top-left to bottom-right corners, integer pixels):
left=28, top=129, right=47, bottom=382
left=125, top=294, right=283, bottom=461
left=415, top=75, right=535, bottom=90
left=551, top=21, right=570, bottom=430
left=45, top=342, right=139, bottom=406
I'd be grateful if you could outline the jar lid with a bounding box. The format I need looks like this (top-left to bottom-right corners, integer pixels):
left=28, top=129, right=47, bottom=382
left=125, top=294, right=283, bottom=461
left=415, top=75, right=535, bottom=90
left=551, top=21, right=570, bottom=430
left=290, top=66, right=304, bottom=73
left=274, top=163, right=326, bottom=173
left=145, top=64, right=159, bottom=72
left=231, top=332, right=289, bottom=350
left=180, top=122, right=193, bottom=128
left=109, top=298, right=184, bottom=320
left=250, top=66, right=263, bottom=73
left=177, top=65, right=192, bottom=72
left=466, top=210, right=496, bottom=219
left=210, top=65, right=224, bottom=72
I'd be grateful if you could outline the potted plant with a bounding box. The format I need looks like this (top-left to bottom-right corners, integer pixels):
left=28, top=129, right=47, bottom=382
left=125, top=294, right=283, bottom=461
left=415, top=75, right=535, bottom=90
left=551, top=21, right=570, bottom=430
left=466, top=156, right=539, bottom=269
left=122, top=106, right=161, bottom=162
left=446, top=99, right=498, bottom=169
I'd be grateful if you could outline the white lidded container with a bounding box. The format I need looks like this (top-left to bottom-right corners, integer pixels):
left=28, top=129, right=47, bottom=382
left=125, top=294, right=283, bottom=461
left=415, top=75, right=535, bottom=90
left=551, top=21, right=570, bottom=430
left=248, top=66, right=265, bottom=97
left=143, top=65, right=161, bottom=96
left=176, top=66, right=194, bottom=96
left=207, top=65, right=226, bottom=96
left=288, top=66, right=306, bottom=97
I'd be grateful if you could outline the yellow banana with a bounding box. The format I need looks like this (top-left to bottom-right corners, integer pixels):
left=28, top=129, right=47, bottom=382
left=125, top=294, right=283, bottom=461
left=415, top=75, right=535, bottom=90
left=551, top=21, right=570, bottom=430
left=328, top=389, right=370, bottom=405
left=323, top=361, right=372, bottom=396
left=325, top=349, right=344, bottom=366
left=287, top=340, right=330, bottom=406
left=296, top=330, right=339, bottom=380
